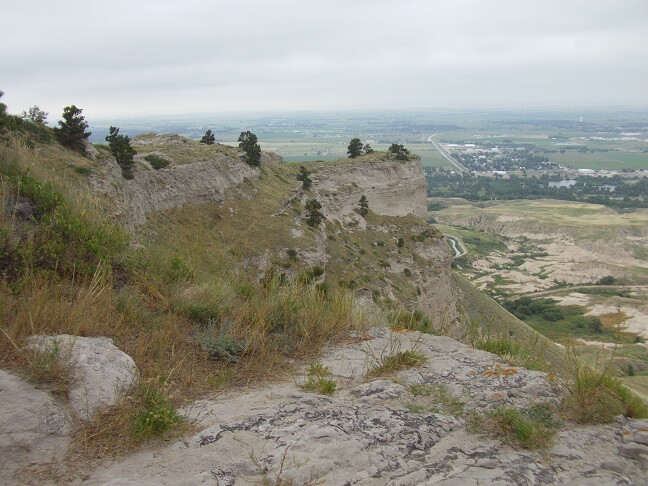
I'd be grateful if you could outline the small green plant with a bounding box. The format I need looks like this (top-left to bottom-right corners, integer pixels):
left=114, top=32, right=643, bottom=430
left=196, top=319, right=246, bottom=362
left=407, top=384, right=464, bottom=416
left=144, top=154, right=170, bottom=170
left=359, top=195, right=369, bottom=216
left=133, top=379, right=182, bottom=439
left=300, top=362, right=337, bottom=395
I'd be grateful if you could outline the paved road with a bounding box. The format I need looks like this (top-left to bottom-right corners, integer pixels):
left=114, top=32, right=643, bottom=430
left=427, top=134, right=468, bottom=173
left=445, top=235, right=467, bottom=259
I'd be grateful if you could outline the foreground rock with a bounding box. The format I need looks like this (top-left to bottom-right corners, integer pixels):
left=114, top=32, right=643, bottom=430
left=82, top=329, right=648, bottom=485
left=26, top=334, right=138, bottom=421
left=0, top=370, right=71, bottom=481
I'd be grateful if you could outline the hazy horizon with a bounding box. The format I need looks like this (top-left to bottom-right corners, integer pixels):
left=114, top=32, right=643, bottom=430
left=2, top=0, right=648, bottom=120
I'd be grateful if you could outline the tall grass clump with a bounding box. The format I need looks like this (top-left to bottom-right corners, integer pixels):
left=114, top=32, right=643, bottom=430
left=472, top=406, right=558, bottom=450
left=562, top=355, right=648, bottom=423
left=473, top=333, right=550, bottom=372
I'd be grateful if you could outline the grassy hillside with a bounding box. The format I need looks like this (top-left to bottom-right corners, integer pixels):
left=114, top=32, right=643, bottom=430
left=3, top=123, right=645, bottom=457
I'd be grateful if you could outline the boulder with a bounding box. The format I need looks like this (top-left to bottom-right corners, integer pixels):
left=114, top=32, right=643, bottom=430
left=0, top=369, right=70, bottom=481
left=26, top=334, right=138, bottom=420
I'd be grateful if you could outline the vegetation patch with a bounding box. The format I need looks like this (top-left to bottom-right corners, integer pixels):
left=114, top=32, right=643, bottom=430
left=470, top=406, right=559, bottom=450
left=367, top=349, right=426, bottom=377
left=562, top=358, right=648, bottom=424
left=406, top=383, right=464, bottom=416
left=300, top=362, right=336, bottom=395
left=144, top=154, right=170, bottom=170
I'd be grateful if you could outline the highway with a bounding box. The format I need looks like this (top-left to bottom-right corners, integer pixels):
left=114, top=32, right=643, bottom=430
left=427, top=134, right=469, bottom=173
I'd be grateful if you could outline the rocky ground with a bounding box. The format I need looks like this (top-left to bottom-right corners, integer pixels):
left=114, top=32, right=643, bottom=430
left=3, top=329, right=646, bottom=485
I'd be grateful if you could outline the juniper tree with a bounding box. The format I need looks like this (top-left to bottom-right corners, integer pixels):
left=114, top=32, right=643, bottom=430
left=238, top=130, right=261, bottom=167
left=54, top=105, right=91, bottom=154
left=347, top=138, right=363, bottom=158
left=363, top=143, right=374, bottom=154
left=359, top=195, right=369, bottom=216
left=305, top=198, right=324, bottom=227
left=21, top=105, right=48, bottom=124
left=200, top=129, right=215, bottom=145
left=297, top=165, right=312, bottom=190
left=106, top=126, right=136, bottom=179
left=388, top=143, right=410, bottom=161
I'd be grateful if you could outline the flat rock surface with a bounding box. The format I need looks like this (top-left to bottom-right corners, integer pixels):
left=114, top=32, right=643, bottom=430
left=80, top=329, right=648, bottom=485
left=0, top=370, right=71, bottom=481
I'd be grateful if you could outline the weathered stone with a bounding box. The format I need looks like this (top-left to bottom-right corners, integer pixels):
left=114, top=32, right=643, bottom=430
left=26, top=334, right=138, bottom=420
left=0, top=370, right=70, bottom=482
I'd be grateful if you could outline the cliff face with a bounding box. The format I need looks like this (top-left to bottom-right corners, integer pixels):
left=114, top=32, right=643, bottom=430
left=310, top=156, right=428, bottom=221
left=92, top=135, right=280, bottom=229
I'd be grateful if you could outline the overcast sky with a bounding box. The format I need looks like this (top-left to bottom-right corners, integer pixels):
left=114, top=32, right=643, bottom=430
left=1, top=0, right=647, bottom=118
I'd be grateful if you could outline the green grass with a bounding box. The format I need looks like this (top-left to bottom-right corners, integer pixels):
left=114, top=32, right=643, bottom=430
left=552, top=151, right=648, bottom=170
left=133, top=380, right=183, bottom=439
left=300, top=362, right=337, bottom=395
left=143, top=154, right=170, bottom=170
left=367, top=350, right=426, bottom=377
left=407, top=384, right=464, bottom=415
left=562, top=361, right=648, bottom=423
left=472, top=406, right=558, bottom=450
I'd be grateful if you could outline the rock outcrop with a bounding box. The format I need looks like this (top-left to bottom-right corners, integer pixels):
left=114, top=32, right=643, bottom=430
left=26, top=334, right=138, bottom=421
left=92, top=135, right=282, bottom=229
left=81, top=329, right=648, bottom=486
left=0, top=370, right=71, bottom=481
left=311, top=156, right=428, bottom=222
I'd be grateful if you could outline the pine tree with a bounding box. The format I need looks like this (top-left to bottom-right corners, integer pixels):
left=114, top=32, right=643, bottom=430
left=359, top=195, right=369, bottom=216
left=200, top=129, right=215, bottom=145
left=296, top=165, right=312, bottom=190
left=21, top=105, right=48, bottom=124
left=305, top=198, right=324, bottom=227
left=238, top=131, right=261, bottom=167
left=54, top=105, right=91, bottom=154
left=347, top=138, right=363, bottom=158
left=363, top=143, right=374, bottom=154
left=388, top=143, right=410, bottom=161
left=106, top=126, right=136, bottom=179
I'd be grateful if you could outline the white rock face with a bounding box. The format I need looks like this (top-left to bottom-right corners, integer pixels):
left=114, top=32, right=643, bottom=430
left=0, top=370, right=70, bottom=481
left=81, top=329, right=648, bottom=486
left=311, top=156, right=428, bottom=221
left=26, top=334, right=138, bottom=421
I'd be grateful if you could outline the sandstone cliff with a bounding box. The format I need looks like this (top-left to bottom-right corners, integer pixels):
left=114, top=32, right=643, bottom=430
left=92, top=134, right=280, bottom=229
left=310, top=155, right=428, bottom=221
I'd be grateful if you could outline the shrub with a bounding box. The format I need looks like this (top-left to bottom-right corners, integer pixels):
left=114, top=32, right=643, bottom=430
left=0, top=167, right=128, bottom=278
left=300, top=363, right=336, bottom=395
left=144, top=154, right=170, bottom=170
left=133, top=380, right=182, bottom=439
left=196, top=319, right=246, bottom=362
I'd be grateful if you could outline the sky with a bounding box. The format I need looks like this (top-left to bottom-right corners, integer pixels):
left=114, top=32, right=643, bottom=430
left=1, top=0, right=648, bottom=119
